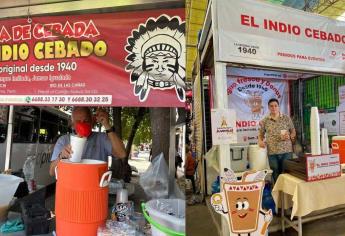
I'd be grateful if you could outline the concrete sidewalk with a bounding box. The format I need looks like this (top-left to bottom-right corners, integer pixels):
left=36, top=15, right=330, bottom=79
left=186, top=196, right=345, bottom=236
left=186, top=202, right=218, bottom=236
left=129, top=156, right=151, bottom=174
left=270, top=212, right=345, bottom=236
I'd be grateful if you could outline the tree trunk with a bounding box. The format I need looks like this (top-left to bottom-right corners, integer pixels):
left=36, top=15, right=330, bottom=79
left=150, top=108, right=171, bottom=164
left=110, top=107, right=125, bottom=180
left=111, top=107, right=147, bottom=183
left=112, top=107, right=122, bottom=139
left=125, top=108, right=146, bottom=159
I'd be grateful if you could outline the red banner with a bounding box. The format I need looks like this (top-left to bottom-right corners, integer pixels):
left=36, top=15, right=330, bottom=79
left=0, top=8, right=185, bottom=107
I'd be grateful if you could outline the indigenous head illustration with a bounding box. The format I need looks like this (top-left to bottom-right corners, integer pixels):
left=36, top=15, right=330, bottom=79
left=125, top=14, right=186, bottom=102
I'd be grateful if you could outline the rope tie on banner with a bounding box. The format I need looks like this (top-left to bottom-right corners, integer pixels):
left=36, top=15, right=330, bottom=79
left=27, top=0, right=32, bottom=24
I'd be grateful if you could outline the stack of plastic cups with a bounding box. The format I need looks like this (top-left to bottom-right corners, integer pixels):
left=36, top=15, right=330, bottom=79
left=310, top=107, right=321, bottom=156
left=116, top=189, right=128, bottom=204
left=321, top=128, right=330, bottom=155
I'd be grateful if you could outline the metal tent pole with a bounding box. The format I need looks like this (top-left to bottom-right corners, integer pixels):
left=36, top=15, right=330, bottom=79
left=168, top=108, right=177, bottom=197
left=5, top=105, right=14, bottom=171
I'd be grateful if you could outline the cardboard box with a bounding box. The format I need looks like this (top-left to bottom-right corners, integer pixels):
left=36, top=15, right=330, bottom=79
left=284, top=154, right=341, bottom=181
left=306, top=153, right=341, bottom=181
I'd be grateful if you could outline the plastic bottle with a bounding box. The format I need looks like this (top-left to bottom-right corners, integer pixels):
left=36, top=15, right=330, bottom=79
left=23, top=156, right=36, bottom=193
left=262, top=181, right=276, bottom=214
left=211, top=176, right=220, bottom=194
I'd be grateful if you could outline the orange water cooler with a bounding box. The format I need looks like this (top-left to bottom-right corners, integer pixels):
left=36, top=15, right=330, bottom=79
left=55, top=159, right=112, bottom=236
left=331, top=136, right=345, bottom=164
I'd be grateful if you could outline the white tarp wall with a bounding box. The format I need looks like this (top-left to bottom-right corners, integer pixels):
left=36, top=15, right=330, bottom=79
left=213, top=0, right=345, bottom=74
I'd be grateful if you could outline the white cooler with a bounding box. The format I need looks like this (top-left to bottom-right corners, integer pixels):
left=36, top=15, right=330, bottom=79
left=230, top=144, right=249, bottom=172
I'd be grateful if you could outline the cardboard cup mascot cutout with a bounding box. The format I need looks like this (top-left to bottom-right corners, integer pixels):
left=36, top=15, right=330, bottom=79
left=125, top=14, right=186, bottom=102
left=211, top=168, right=272, bottom=236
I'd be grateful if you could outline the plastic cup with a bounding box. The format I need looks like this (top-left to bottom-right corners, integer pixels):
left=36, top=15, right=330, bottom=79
left=280, top=129, right=288, bottom=140
left=70, top=135, right=87, bottom=162
left=130, top=212, right=146, bottom=232
left=116, top=189, right=128, bottom=204
left=280, top=129, right=288, bottom=135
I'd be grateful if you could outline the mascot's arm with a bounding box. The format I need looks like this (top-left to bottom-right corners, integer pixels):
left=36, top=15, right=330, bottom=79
left=259, top=209, right=272, bottom=235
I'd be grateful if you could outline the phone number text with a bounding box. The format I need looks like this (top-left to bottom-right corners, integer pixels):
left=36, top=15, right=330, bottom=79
left=28, top=95, right=112, bottom=104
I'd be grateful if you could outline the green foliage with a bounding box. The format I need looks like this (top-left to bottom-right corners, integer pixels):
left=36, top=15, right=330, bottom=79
left=121, top=107, right=151, bottom=146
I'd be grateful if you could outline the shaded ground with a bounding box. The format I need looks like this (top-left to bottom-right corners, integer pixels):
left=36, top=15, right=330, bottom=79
left=186, top=194, right=345, bottom=236
left=270, top=212, right=345, bottom=236
left=186, top=202, right=219, bottom=236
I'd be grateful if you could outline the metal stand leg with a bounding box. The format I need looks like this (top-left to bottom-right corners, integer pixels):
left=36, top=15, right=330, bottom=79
left=281, top=191, right=285, bottom=232
left=298, top=216, right=302, bottom=236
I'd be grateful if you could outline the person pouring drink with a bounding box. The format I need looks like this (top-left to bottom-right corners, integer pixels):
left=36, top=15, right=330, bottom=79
left=258, top=98, right=296, bottom=182
left=49, top=107, right=126, bottom=176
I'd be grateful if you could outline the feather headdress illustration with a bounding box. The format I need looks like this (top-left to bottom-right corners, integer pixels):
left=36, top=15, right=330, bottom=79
left=125, top=14, right=186, bottom=102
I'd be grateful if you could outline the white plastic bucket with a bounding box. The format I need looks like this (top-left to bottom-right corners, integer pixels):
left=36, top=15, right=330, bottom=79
left=143, top=199, right=185, bottom=236
left=248, top=145, right=269, bottom=171
left=0, top=174, right=23, bottom=206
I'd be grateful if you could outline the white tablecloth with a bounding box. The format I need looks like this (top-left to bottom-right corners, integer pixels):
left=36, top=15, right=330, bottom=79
left=272, top=174, right=345, bottom=218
